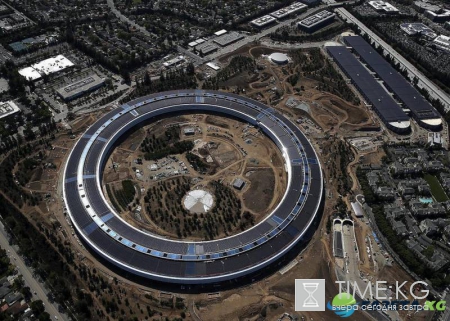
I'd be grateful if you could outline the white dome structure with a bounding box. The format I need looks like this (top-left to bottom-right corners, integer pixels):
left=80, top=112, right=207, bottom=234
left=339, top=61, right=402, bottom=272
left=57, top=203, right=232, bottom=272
left=183, top=189, right=214, bottom=213
left=269, top=52, right=289, bottom=64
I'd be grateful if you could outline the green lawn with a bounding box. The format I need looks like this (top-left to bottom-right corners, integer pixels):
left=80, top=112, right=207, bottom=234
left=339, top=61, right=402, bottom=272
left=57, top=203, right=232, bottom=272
left=424, top=174, right=449, bottom=202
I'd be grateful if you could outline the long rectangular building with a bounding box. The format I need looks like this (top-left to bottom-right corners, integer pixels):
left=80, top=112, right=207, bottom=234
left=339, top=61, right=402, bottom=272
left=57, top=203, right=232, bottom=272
left=195, top=43, right=219, bottom=56
left=425, top=9, right=450, bottom=22
left=343, top=36, right=441, bottom=130
left=213, top=31, right=244, bottom=47
left=250, top=15, right=277, bottom=28
left=298, top=10, right=335, bottom=32
left=56, top=74, right=105, bottom=101
left=434, top=35, right=450, bottom=52
left=327, top=45, right=410, bottom=133
left=270, top=2, right=308, bottom=19
left=368, top=1, right=399, bottom=14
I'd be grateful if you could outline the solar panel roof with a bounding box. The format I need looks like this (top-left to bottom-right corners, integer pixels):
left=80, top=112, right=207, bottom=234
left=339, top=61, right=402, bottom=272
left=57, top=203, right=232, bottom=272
left=63, top=89, right=324, bottom=282
left=327, top=46, right=409, bottom=123
left=343, top=36, right=440, bottom=120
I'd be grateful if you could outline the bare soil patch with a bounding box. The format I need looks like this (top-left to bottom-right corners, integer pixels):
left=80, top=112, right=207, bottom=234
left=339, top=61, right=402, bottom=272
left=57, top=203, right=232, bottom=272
left=205, top=115, right=230, bottom=129
left=30, top=167, right=43, bottom=182
left=70, top=114, right=97, bottom=134
left=243, top=168, right=275, bottom=214
left=330, top=98, right=369, bottom=124
left=101, top=114, right=286, bottom=241
left=121, top=127, right=145, bottom=151
left=210, top=142, right=238, bottom=168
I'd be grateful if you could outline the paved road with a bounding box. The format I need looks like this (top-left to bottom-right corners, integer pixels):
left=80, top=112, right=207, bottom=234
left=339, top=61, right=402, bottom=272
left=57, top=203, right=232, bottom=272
left=172, top=5, right=327, bottom=67
left=343, top=224, right=359, bottom=279
left=106, top=3, right=328, bottom=69
left=343, top=222, right=399, bottom=321
left=52, top=82, right=134, bottom=124
left=335, top=7, right=450, bottom=112
left=73, top=84, right=135, bottom=116
left=0, top=221, right=67, bottom=321
left=188, top=300, right=202, bottom=321
left=176, top=45, right=205, bottom=66
left=205, top=5, right=328, bottom=63
left=260, top=39, right=327, bottom=49
left=335, top=268, right=390, bottom=321
left=339, top=223, right=397, bottom=321
left=106, top=0, right=155, bottom=38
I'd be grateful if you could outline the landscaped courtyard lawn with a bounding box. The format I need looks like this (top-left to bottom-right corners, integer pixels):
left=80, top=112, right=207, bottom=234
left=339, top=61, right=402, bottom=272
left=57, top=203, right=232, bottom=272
left=424, top=174, right=449, bottom=202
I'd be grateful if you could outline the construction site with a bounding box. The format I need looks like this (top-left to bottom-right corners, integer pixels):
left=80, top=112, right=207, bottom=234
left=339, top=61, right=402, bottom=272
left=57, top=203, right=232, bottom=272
left=6, top=38, right=440, bottom=320
left=102, top=113, right=287, bottom=241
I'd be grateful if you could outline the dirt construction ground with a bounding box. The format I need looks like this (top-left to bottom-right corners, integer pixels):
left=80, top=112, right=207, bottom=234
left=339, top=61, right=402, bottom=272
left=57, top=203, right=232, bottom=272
left=194, top=225, right=369, bottom=321
left=15, top=41, right=439, bottom=321
left=102, top=114, right=287, bottom=240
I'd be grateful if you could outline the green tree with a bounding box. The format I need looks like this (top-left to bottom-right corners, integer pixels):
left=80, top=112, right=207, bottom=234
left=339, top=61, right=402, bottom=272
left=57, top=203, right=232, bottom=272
left=423, top=246, right=435, bottom=259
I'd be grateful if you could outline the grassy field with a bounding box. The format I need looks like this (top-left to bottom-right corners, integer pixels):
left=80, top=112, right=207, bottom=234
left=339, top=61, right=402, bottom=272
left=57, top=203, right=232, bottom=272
left=424, top=174, right=449, bottom=202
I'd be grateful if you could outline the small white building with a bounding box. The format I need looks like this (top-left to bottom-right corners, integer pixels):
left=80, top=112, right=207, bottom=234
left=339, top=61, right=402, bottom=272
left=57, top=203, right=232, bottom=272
left=434, top=35, right=450, bottom=52
left=0, top=101, right=20, bottom=119
left=368, top=1, right=399, bottom=13
left=163, top=56, right=185, bottom=68
left=214, top=29, right=227, bottom=36
left=270, top=2, right=307, bottom=19
left=351, top=201, right=365, bottom=218
left=184, top=127, right=196, bottom=135
left=250, top=15, right=277, bottom=28
left=206, top=62, right=220, bottom=71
